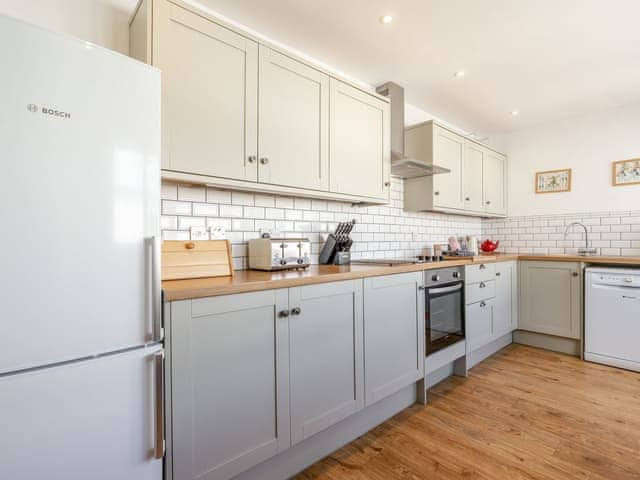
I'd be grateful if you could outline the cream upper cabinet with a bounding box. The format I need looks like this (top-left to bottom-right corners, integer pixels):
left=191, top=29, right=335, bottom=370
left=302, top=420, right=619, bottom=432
left=463, top=141, right=485, bottom=213
left=432, top=125, right=465, bottom=210
left=404, top=121, right=507, bottom=217
left=153, top=1, right=258, bottom=181
left=483, top=149, right=507, bottom=215
left=329, top=79, right=390, bottom=200
left=258, top=46, right=329, bottom=191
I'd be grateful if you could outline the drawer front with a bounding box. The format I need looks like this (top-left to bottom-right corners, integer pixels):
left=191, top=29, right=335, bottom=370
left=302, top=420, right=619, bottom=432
left=466, top=298, right=494, bottom=351
left=466, top=280, right=496, bottom=305
left=466, top=263, right=496, bottom=284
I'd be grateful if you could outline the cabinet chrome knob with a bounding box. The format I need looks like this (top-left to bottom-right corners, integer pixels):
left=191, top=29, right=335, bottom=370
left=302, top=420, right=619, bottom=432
left=452, top=271, right=460, bottom=278
left=572, top=272, right=579, bottom=277
left=278, top=310, right=290, bottom=318
left=486, top=200, right=491, bottom=205
left=465, top=197, right=470, bottom=201
left=480, top=301, right=487, bottom=308
left=479, top=282, right=486, bottom=288
left=260, top=157, right=269, bottom=165
left=384, top=181, right=391, bottom=187
left=495, top=272, right=501, bottom=277
left=431, top=274, right=440, bottom=281
left=479, top=264, right=486, bottom=270
left=247, top=155, right=257, bottom=164
left=291, top=307, right=302, bottom=316
left=434, top=191, right=440, bottom=196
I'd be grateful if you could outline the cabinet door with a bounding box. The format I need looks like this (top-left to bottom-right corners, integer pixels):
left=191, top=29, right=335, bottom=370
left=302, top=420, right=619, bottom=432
left=493, top=261, right=518, bottom=337
left=329, top=79, right=390, bottom=200
left=519, top=261, right=581, bottom=339
left=483, top=149, right=507, bottom=215
left=432, top=125, right=465, bottom=209
left=363, top=272, right=424, bottom=406
left=466, top=299, right=494, bottom=351
left=154, top=1, right=258, bottom=181
left=463, top=141, right=485, bottom=212
left=289, top=280, right=364, bottom=445
left=170, top=290, right=290, bottom=480
left=258, top=46, right=329, bottom=191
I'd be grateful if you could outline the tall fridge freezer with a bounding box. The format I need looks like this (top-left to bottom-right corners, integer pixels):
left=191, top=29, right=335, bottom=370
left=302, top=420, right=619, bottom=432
left=0, top=14, right=163, bottom=480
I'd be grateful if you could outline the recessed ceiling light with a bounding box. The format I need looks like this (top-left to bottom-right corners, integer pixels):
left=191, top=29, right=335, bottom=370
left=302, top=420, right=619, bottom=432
left=453, top=70, right=466, bottom=78
left=511, top=109, right=520, bottom=116
left=379, top=15, right=393, bottom=24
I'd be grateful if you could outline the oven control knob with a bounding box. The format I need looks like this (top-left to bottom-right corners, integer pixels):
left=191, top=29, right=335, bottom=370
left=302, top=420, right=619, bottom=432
left=431, top=274, right=440, bottom=282
left=452, top=271, right=460, bottom=278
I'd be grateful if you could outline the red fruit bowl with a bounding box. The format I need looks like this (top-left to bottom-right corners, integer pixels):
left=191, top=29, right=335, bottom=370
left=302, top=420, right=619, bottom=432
left=480, top=239, right=500, bottom=253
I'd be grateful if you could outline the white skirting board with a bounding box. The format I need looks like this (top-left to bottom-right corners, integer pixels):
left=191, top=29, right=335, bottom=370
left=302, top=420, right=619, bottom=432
left=235, top=384, right=417, bottom=480
left=468, top=332, right=514, bottom=369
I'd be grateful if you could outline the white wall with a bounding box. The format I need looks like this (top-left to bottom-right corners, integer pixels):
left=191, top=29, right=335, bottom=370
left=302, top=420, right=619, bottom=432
left=0, top=0, right=132, bottom=54
left=493, top=102, right=640, bottom=217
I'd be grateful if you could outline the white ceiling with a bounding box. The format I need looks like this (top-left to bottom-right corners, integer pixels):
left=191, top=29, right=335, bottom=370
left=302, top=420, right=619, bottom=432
left=129, top=0, right=640, bottom=136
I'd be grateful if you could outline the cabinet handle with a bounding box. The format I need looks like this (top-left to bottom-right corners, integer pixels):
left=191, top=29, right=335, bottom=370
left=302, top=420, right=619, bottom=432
left=418, top=285, right=426, bottom=291
left=572, top=272, right=579, bottom=277
left=486, top=200, right=491, bottom=205
left=247, top=155, right=257, bottom=164
left=291, top=307, right=301, bottom=316
left=465, top=197, right=470, bottom=201
left=495, top=272, right=501, bottom=277
left=278, top=310, right=290, bottom=318
left=384, top=181, right=391, bottom=187
left=480, top=301, right=487, bottom=308
left=479, top=282, right=486, bottom=288
left=479, top=264, right=486, bottom=270
left=434, top=191, right=440, bottom=196
left=154, top=352, right=165, bottom=460
left=260, top=157, right=269, bottom=165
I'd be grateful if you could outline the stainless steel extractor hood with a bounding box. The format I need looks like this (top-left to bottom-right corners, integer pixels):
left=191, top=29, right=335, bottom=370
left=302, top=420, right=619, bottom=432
left=376, top=82, right=450, bottom=178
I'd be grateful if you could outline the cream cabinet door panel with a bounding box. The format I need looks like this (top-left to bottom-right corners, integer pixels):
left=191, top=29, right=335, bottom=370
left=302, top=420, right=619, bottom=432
left=433, top=126, right=464, bottom=210
left=258, top=46, right=329, bottom=191
left=154, top=2, right=258, bottom=181
left=463, top=141, right=484, bottom=212
left=329, top=79, right=390, bottom=200
left=519, top=261, right=581, bottom=339
left=483, top=150, right=507, bottom=215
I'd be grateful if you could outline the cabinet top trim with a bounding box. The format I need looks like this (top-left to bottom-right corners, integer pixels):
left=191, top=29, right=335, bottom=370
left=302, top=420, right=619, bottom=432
left=405, top=120, right=505, bottom=156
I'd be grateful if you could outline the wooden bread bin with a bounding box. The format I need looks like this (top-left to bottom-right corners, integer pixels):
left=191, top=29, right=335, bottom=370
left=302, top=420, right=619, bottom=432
left=162, top=240, right=234, bottom=280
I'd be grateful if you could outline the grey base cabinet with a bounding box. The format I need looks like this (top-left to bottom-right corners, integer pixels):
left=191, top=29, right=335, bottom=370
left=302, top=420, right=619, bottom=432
left=466, top=261, right=518, bottom=353
left=363, top=272, right=424, bottom=405
left=289, top=280, right=364, bottom=445
left=519, top=261, right=581, bottom=339
left=169, top=290, right=291, bottom=480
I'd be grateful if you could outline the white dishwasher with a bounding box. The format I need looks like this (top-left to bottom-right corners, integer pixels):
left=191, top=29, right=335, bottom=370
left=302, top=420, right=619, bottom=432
left=585, top=267, right=640, bottom=372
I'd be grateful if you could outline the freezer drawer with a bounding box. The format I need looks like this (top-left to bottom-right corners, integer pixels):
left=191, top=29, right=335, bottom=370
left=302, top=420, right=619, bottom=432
left=0, top=345, right=163, bottom=480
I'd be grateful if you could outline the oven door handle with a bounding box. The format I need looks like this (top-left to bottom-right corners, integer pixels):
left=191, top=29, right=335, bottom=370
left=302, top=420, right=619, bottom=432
left=427, top=283, right=463, bottom=295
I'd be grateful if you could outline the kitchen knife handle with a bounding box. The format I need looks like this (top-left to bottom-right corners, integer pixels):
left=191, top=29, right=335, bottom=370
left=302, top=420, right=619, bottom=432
left=151, top=236, right=163, bottom=342
left=154, top=351, right=165, bottom=459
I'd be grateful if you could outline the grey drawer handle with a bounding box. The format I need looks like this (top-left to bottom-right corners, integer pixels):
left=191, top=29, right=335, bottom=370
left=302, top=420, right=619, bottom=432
left=479, top=282, right=486, bottom=288
left=260, top=157, right=269, bottom=165
left=479, top=264, right=486, bottom=270
left=480, top=301, right=487, bottom=308
left=154, top=352, right=165, bottom=460
left=572, top=272, right=579, bottom=277
left=486, top=200, right=491, bottom=205
left=291, top=307, right=302, bottom=316
left=434, top=191, right=440, bottom=196
left=278, top=310, right=290, bottom=318
left=465, top=197, right=470, bottom=201
left=384, top=181, right=391, bottom=187
left=247, top=155, right=257, bottom=164
left=495, top=272, right=501, bottom=277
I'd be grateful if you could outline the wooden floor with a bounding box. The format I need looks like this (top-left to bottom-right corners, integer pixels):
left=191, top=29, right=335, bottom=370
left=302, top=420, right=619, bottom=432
left=295, top=345, right=640, bottom=480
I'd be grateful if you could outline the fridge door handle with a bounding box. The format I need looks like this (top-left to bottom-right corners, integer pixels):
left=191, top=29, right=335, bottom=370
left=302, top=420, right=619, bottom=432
left=151, top=236, right=163, bottom=342
left=154, top=351, right=165, bottom=460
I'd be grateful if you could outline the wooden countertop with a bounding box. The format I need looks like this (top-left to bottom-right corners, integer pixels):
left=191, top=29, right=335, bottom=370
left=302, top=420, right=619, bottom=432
left=162, top=253, right=640, bottom=301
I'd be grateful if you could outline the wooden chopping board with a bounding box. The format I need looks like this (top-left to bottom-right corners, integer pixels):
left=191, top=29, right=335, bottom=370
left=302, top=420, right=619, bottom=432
left=162, top=240, right=234, bottom=280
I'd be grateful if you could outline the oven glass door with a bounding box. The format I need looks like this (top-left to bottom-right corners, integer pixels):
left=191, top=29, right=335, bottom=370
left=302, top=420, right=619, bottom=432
left=425, top=282, right=465, bottom=355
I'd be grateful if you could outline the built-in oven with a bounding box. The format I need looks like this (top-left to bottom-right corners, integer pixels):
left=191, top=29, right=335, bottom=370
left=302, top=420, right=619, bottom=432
left=423, top=266, right=465, bottom=355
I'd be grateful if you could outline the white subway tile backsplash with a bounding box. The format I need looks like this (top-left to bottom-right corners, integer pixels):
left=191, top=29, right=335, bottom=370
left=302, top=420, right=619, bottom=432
left=192, top=203, right=219, bottom=217
left=162, top=200, right=191, bottom=216
left=484, top=210, right=640, bottom=256
left=219, top=205, right=243, bottom=218
left=177, top=185, right=206, bottom=202
left=206, top=188, right=231, bottom=204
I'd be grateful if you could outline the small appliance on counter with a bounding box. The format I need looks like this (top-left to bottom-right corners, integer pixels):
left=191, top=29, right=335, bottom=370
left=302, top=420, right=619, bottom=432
left=248, top=234, right=311, bottom=271
left=319, top=220, right=355, bottom=265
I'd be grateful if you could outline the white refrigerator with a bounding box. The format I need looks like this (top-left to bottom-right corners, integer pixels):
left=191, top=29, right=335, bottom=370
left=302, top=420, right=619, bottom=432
left=0, top=15, right=163, bottom=480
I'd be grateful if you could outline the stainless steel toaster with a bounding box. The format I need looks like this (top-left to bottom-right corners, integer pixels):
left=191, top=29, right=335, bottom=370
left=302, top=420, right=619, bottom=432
left=248, top=236, right=311, bottom=271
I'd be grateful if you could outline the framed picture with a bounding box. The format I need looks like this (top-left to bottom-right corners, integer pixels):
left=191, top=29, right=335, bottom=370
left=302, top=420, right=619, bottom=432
left=535, top=169, right=572, bottom=193
left=612, top=158, right=640, bottom=187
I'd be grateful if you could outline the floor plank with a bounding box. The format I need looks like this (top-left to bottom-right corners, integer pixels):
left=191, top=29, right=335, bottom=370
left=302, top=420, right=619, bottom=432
left=295, top=344, right=640, bottom=480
